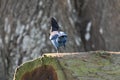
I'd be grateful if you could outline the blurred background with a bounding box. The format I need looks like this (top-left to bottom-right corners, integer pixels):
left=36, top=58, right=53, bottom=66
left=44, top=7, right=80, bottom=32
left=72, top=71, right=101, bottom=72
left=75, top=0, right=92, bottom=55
left=0, top=0, right=120, bottom=80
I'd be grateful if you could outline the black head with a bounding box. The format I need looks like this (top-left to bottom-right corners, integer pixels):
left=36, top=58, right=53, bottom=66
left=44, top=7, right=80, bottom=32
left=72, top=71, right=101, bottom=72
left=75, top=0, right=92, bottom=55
left=50, top=17, right=59, bottom=31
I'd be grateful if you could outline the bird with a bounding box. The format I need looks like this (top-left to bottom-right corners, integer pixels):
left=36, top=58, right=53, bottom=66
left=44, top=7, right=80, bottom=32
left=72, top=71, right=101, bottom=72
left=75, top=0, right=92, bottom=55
left=49, top=17, right=67, bottom=53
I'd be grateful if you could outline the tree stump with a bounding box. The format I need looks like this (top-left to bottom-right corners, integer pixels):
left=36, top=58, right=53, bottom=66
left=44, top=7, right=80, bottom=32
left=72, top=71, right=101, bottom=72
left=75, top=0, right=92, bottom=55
left=13, top=51, right=120, bottom=80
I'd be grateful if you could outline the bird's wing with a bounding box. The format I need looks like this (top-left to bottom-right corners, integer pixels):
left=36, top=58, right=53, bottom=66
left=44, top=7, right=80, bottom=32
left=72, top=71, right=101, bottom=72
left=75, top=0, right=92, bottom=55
left=58, top=31, right=67, bottom=37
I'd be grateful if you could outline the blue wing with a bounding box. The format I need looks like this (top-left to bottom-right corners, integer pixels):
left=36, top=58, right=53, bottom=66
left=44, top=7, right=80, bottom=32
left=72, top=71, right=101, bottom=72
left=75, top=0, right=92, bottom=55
left=50, top=34, right=59, bottom=50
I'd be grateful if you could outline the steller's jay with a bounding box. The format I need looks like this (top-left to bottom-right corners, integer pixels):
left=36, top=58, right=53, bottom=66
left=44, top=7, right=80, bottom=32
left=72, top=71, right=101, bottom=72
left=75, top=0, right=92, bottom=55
left=49, top=17, right=67, bottom=53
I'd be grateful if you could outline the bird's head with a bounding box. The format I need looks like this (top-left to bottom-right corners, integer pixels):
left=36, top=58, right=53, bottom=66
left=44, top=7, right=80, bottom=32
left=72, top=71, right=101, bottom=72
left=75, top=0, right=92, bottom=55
left=50, top=17, right=56, bottom=23
left=49, top=17, right=59, bottom=32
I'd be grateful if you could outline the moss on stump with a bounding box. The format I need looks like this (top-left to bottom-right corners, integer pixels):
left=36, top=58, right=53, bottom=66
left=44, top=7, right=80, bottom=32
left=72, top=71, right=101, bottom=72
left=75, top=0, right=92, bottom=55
left=13, top=51, right=120, bottom=80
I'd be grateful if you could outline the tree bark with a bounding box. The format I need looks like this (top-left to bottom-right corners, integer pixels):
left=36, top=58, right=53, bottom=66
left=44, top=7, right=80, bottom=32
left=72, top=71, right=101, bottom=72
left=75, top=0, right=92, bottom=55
left=0, top=0, right=120, bottom=80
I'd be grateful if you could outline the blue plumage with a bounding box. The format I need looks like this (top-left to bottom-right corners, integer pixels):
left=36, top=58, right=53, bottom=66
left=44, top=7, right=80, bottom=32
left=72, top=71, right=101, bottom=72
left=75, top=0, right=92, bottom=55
left=49, top=17, right=67, bottom=52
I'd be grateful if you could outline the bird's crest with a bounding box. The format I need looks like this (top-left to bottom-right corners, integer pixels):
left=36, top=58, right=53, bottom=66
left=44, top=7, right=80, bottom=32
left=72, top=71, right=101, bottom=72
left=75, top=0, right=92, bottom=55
left=50, top=17, right=59, bottom=32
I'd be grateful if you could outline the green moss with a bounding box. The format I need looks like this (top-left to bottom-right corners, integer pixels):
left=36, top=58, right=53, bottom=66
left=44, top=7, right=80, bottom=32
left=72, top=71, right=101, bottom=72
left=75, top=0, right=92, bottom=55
left=14, top=52, right=120, bottom=80
left=65, top=59, right=100, bottom=76
left=14, top=56, right=66, bottom=80
left=59, top=52, right=113, bottom=79
left=14, top=58, right=42, bottom=80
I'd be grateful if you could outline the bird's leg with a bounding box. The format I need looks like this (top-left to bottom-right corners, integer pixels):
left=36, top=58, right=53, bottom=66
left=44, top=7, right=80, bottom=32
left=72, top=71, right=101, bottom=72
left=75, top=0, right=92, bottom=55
left=64, top=44, right=66, bottom=50
left=57, top=47, right=59, bottom=54
left=57, top=47, right=60, bottom=57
